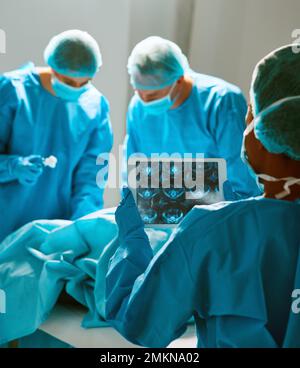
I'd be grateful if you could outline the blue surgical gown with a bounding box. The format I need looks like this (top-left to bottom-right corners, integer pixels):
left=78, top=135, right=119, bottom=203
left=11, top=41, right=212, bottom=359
left=0, top=63, right=113, bottom=242
left=123, top=72, right=261, bottom=198
left=105, top=191, right=300, bottom=348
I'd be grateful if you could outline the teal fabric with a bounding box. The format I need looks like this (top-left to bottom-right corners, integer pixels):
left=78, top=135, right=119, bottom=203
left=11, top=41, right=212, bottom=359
left=18, top=330, right=72, bottom=348
left=0, top=208, right=173, bottom=345
left=0, top=195, right=299, bottom=348
left=105, top=190, right=300, bottom=348
left=0, top=63, right=113, bottom=243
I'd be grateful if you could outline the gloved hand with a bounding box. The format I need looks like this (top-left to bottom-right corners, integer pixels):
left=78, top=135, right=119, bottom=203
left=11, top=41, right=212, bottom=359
left=115, top=187, right=144, bottom=237
left=10, top=155, right=44, bottom=186
left=223, top=180, right=243, bottom=201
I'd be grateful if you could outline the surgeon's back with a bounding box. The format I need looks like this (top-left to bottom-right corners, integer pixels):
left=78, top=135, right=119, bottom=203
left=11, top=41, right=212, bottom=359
left=181, top=198, right=300, bottom=347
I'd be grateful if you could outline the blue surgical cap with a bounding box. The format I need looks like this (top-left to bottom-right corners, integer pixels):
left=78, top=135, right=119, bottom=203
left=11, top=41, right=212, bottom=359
left=127, top=36, right=189, bottom=90
left=44, top=30, right=102, bottom=78
left=255, top=96, right=300, bottom=160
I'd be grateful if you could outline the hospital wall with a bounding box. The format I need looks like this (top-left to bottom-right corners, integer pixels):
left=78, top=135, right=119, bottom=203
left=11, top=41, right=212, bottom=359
left=1, top=0, right=299, bottom=208
left=188, top=0, right=300, bottom=96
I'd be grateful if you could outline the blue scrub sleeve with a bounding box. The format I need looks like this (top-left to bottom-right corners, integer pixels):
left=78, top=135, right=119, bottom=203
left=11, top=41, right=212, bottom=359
left=214, top=91, right=261, bottom=198
left=105, top=189, right=195, bottom=348
left=0, top=76, right=20, bottom=183
left=121, top=103, right=141, bottom=187
left=70, top=98, right=113, bottom=219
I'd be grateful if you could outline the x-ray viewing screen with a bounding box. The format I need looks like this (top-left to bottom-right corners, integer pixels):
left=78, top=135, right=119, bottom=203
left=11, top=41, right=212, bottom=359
left=128, top=158, right=227, bottom=226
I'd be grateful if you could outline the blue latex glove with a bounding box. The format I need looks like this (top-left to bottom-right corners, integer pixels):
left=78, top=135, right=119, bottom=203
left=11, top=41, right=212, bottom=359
left=10, top=155, right=44, bottom=186
left=223, top=180, right=243, bottom=201
left=115, top=187, right=144, bottom=237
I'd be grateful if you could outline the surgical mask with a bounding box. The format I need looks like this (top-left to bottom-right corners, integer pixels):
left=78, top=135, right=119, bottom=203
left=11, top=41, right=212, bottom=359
left=241, top=120, right=300, bottom=200
left=137, top=82, right=178, bottom=115
left=255, top=173, right=300, bottom=199
left=51, top=75, right=91, bottom=102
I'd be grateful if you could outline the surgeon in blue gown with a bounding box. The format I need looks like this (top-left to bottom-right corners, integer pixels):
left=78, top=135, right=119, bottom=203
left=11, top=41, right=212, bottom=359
left=0, top=30, right=113, bottom=242
left=123, top=36, right=261, bottom=199
left=105, top=45, right=300, bottom=348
